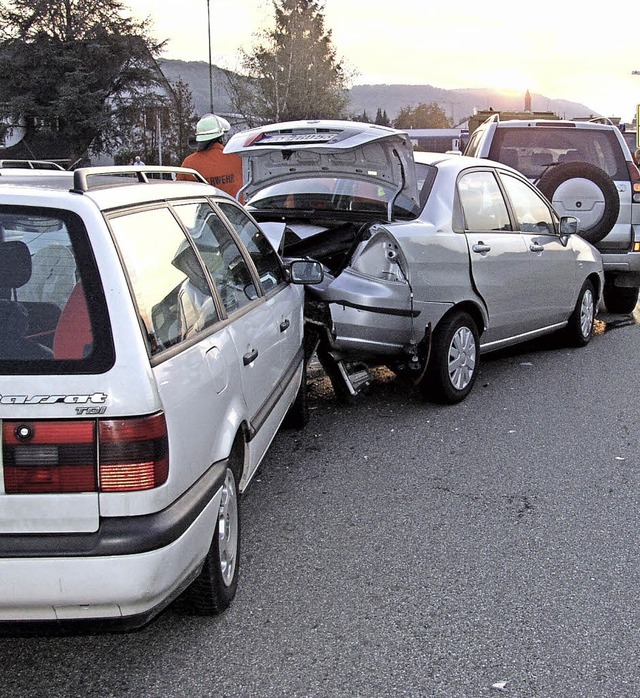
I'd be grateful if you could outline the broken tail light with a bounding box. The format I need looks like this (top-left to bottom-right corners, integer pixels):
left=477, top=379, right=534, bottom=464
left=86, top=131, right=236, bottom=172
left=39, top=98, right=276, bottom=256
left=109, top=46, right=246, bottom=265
left=2, top=413, right=169, bottom=494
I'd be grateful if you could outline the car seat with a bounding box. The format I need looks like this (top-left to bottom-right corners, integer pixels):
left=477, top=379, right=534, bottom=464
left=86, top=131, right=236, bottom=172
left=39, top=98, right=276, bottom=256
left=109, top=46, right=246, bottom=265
left=0, top=240, right=53, bottom=359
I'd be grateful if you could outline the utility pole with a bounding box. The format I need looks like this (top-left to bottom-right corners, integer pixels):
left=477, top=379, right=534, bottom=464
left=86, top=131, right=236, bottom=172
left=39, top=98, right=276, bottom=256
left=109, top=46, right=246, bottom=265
left=207, top=0, right=214, bottom=113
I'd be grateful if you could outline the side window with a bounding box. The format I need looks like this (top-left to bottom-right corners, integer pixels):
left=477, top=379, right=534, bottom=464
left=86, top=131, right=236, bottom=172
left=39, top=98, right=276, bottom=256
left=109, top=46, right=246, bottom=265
left=110, top=207, right=219, bottom=356
left=217, top=202, right=285, bottom=293
left=174, top=202, right=256, bottom=315
left=500, top=174, right=555, bottom=234
left=463, top=128, right=483, bottom=157
left=458, top=171, right=511, bottom=232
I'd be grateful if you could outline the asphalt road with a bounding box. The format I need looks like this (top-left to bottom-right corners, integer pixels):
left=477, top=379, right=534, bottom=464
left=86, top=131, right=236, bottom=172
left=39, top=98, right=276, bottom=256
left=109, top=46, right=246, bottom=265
left=1, top=313, right=638, bottom=698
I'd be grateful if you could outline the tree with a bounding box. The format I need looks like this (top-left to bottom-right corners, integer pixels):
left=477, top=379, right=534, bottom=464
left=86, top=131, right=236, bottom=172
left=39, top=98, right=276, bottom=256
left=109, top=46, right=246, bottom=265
left=374, top=108, right=391, bottom=127
left=235, top=0, right=349, bottom=124
left=0, top=0, right=165, bottom=162
left=394, top=102, right=452, bottom=129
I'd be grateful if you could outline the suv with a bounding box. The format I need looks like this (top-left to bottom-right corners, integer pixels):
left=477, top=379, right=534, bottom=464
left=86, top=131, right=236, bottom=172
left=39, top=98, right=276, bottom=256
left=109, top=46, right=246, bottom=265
left=0, top=165, right=321, bottom=630
left=464, top=116, right=640, bottom=313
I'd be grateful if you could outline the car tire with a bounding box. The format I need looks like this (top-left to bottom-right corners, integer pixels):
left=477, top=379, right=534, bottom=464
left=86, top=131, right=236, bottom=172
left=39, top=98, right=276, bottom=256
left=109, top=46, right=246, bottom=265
left=566, top=279, right=596, bottom=347
left=422, top=311, right=479, bottom=404
left=182, top=467, right=240, bottom=615
left=282, top=361, right=309, bottom=429
left=536, top=162, right=619, bottom=245
left=603, top=279, right=639, bottom=314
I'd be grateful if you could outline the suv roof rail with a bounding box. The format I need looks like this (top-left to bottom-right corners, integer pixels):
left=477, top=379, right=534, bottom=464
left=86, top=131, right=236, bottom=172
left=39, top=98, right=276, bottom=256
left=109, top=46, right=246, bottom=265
left=588, top=116, right=616, bottom=126
left=481, top=113, right=500, bottom=126
left=71, top=166, right=207, bottom=193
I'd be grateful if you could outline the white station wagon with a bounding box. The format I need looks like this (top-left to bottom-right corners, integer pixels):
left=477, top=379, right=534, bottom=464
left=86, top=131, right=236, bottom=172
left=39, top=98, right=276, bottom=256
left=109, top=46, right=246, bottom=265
left=0, top=165, right=321, bottom=630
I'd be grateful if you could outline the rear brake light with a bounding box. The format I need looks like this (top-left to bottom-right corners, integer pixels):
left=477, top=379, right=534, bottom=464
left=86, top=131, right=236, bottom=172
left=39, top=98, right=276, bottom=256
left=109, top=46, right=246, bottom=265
left=628, top=162, right=640, bottom=184
left=3, top=421, right=96, bottom=494
left=2, top=413, right=169, bottom=494
left=99, top=413, right=169, bottom=492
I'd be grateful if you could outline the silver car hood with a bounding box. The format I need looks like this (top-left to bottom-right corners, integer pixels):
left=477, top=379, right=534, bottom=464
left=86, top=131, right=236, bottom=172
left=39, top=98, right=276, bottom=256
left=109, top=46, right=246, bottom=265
left=224, top=120, right=419, bottom=206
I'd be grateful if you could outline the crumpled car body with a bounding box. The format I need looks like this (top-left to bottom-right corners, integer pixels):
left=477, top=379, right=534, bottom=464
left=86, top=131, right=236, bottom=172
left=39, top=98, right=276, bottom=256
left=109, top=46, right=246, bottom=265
left=225, top=120, right=604, bottom=403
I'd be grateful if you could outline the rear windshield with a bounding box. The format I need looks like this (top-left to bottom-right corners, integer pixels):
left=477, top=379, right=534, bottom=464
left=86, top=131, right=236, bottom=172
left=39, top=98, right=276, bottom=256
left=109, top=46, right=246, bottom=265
left=0, top=206, right=113, bottom=374
left=247, top=176, right=420, bottom=219
left=489, top=127, right=628, bottom=181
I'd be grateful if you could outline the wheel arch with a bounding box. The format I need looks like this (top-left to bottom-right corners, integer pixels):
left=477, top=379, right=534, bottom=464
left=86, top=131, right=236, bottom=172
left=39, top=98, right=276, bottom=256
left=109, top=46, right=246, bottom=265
left=437, top=300, right=486, bottom=338
left=230, top=427, right=249, bottom=490
left=587, top=271, right=602, bottom=303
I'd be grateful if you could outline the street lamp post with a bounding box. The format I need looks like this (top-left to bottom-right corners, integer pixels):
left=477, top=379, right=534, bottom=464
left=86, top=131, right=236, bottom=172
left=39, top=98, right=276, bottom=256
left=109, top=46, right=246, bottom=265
left=207, top=0, right=214, bottom=114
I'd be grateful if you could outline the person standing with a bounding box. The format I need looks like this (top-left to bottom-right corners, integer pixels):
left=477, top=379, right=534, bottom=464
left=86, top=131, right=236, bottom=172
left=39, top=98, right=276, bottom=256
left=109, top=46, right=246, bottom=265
left=132, top=155, right=145, bottom=166
left=179, top=114, right=243, bottom=198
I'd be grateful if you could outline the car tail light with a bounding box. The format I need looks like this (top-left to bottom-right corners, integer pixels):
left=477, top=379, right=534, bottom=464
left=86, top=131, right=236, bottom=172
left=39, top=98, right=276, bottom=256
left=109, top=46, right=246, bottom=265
left=3, top=421, right=96, bottom=494
left=627, top=162, right=640, bottom=202
left=2, top=413, right=169, bottom=494
left=99, top=413, right=169, bottom=492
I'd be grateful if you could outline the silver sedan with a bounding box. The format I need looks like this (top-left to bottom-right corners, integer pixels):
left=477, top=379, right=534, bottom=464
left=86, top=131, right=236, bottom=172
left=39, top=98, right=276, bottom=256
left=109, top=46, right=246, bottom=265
left=226, top=121, right=604, bottom=403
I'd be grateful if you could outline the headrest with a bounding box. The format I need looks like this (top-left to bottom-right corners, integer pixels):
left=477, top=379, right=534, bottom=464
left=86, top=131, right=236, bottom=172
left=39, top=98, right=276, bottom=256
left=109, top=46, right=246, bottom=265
left=0, top=240, right=32, bottom=289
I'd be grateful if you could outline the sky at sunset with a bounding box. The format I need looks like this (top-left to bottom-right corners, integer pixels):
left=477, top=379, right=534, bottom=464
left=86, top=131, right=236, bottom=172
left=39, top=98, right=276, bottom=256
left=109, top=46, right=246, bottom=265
left=128, top=0, right=640, bottom=123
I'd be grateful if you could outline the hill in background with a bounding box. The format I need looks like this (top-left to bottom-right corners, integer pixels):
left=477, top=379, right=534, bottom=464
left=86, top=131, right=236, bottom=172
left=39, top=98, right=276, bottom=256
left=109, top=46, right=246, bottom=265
left=160, top=59, right=601, bottom=125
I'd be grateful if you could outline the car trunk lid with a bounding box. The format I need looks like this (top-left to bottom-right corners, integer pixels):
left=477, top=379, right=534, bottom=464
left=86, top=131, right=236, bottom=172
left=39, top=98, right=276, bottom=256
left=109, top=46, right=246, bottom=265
left=225, top=120, right=420, bottom=208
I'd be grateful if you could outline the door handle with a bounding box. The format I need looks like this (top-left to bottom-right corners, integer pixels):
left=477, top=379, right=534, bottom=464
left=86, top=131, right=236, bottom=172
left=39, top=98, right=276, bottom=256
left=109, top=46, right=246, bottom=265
left=472, top=243, right=491, bottom=254
left=280, top=319, right=290, bottom=332
left=243, top=348, right=259, bottom=365
left=529, top=242, right=544, bottom=253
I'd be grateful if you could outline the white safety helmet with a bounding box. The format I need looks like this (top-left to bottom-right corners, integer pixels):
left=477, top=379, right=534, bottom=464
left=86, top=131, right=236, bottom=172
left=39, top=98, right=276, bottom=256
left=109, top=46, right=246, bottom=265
left=195, top=113, right=231, bottom=142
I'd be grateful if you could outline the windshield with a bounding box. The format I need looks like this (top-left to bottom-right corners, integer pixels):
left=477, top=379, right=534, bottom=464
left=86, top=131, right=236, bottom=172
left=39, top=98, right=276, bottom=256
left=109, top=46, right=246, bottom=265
left=247, top=176, right=420, bottom=218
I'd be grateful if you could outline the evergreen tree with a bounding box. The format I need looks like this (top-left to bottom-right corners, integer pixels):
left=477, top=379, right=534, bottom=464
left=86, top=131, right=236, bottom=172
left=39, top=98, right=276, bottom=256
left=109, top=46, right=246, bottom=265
left=0, top=0, right=166, bottom=162
left=374, top=107, right=392, bottom=127
left=237, top=0, right=349, bottom=124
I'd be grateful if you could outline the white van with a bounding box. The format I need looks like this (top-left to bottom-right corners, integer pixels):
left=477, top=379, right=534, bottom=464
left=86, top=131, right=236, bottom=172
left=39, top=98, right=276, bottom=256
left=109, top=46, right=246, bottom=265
left=0, top=165, right=321, bottom=630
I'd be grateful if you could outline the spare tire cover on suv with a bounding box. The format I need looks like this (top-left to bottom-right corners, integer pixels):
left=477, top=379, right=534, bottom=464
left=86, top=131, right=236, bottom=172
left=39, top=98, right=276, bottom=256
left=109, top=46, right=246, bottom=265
left=536, top=162, right=619, bottom=244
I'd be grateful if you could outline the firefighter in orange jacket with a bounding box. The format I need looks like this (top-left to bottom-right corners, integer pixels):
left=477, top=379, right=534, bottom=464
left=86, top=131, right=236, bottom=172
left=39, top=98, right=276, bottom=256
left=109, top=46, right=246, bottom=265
left=180, top=114, right=243, bottom=198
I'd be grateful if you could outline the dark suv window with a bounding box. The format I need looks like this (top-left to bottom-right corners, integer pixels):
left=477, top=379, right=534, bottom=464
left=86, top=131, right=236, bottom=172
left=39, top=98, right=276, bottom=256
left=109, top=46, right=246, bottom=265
left=0, top=206, right=113, bottom=373
left=488, top=127, right=628, bottom=182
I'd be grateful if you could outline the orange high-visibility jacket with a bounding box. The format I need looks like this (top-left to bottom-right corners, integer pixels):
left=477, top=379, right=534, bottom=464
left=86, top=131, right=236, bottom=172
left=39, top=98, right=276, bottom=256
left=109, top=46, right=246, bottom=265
left=180, top=143, right=243, bottom=197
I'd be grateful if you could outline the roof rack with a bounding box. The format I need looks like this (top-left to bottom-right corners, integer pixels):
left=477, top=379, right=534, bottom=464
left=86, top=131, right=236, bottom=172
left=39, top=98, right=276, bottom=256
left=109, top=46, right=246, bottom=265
left=71, top=166, right=207, bottom=193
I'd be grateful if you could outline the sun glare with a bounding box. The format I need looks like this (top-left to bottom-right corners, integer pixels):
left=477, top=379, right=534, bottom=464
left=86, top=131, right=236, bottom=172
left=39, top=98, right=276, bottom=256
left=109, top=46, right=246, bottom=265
left=477, top=69, right=532, bottom=95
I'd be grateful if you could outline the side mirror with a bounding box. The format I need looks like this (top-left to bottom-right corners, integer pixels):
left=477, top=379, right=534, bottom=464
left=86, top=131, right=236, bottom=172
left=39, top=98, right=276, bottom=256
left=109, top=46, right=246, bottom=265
left=288, top=259, right=324, bottom=285
left=559, top=215, right=579, bottom=237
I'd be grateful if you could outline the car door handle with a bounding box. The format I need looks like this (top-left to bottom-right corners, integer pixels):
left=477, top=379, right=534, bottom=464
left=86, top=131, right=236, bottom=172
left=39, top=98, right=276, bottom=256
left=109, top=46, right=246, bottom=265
left=529, top=242, right=544, bottom=253
left=472, top=242, right=491, bottom=254
left=280, top=319, right=290, bottom=332
left=243, top=348, right=259, bottom=365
